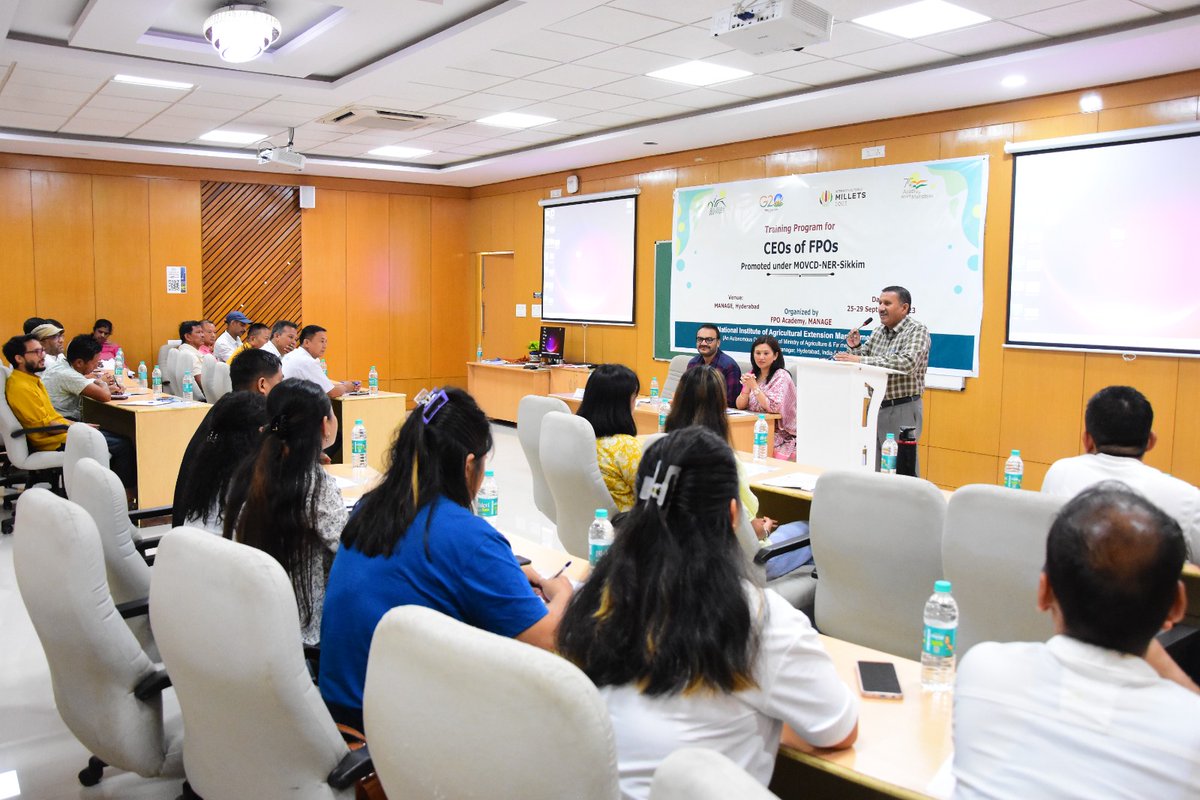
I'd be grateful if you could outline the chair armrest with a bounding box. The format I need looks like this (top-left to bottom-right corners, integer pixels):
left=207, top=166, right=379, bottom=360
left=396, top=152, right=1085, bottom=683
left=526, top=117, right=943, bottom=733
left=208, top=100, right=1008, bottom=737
left=130, top=505, right=172, bottom=522
left=753, top=535, right=812, bottom=566
left=327, top=745, right=373, bottom=790
left=13, top=424, right=71, bottom=437
left=116, top=597, right=150, bottom=619
left=133, top=667, right=172, bottom=701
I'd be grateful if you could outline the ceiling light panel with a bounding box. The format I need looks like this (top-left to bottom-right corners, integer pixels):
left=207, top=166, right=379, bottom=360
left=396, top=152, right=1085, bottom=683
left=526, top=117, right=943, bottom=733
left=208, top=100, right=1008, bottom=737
left=113, top=75, right=194, bottom=90
left=854, top=1, right=990, bottom=39
left=368, top=145, right=433, bottom=158
left=476, top=112, right=557, bottom=128
left=199, top=129, right=269, bottom=144
left=647, top=61, right=753, bottom=87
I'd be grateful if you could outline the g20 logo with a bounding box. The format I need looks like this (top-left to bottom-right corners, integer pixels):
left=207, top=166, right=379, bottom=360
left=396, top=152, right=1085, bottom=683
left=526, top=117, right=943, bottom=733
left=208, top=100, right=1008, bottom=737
left=759, top=193, right=784, bottom=209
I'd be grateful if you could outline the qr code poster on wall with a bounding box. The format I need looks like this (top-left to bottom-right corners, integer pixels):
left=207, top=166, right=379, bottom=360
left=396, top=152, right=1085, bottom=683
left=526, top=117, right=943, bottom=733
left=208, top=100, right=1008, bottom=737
left=166, top=266, right=187, bottom=294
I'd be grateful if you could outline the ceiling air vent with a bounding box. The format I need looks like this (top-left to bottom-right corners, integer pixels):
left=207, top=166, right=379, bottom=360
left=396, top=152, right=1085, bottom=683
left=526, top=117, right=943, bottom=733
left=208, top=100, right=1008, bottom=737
left=318, top=106, right=449, bottom=132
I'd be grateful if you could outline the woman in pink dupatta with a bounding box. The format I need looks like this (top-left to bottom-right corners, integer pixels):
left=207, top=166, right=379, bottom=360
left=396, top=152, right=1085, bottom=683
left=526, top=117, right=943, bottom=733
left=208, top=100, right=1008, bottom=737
left=734, top=335, right=798, bottom=461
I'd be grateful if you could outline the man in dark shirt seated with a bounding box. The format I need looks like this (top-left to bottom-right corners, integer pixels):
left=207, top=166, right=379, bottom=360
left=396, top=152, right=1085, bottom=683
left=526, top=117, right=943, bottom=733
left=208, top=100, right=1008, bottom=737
left=685, top=323, right=741, bottom=407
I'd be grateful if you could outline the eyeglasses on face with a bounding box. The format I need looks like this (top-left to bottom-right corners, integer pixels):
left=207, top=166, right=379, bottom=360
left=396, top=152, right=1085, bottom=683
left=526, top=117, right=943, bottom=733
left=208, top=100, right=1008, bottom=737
left=24, top=347, right=45, bottom=356
left=695, top=336, right=717, bottom=344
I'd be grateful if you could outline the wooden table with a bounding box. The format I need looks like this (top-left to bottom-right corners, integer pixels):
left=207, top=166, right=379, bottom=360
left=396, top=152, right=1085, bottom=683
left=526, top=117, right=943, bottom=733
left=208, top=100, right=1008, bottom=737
left=331, top=391, right=407, bottom=472
left=82, top=388, right=210, bottom=509
left=772, top=637, right=953, bottom=800
left=562, top=393, right=780, bottom=456
left=467, top=361, right=592, bottom=423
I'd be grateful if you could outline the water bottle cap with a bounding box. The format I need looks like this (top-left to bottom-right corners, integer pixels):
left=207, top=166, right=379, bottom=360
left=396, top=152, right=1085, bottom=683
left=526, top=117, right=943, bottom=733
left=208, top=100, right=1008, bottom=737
left=355, top=419, right=363, bottom=425
left=757, top=414, right=765, bottom=420
left=371, top=365, right=376, bottom=370
left=885, top=432, right=895, bottom=439
left=595, top=509, right=608, bottom=519
left=934, top=580, right=952, bottom=593
left=484, top=470, right=494, bottom=477
left=1011, top=449, right=1020, bottom=456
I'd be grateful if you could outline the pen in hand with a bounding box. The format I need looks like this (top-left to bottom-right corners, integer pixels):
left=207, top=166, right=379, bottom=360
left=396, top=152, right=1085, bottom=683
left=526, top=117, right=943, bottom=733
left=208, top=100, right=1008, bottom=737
left=549, top=560, right=572, bottom=580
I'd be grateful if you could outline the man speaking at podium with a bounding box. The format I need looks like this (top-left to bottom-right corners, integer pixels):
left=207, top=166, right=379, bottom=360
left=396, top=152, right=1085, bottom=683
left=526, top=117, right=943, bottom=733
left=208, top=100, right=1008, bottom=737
left=834, top=286, right=931, bottom=472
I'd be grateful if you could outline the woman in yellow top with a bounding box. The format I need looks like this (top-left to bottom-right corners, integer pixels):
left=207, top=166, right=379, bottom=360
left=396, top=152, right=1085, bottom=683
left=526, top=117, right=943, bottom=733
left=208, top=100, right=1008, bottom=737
left=575, top=363, right=642, bottom=511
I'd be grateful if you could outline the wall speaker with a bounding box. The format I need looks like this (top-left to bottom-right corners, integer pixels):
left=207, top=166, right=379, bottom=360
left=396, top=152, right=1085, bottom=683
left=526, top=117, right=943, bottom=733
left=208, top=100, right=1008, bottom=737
left=299, top=185, right=316, bottom=208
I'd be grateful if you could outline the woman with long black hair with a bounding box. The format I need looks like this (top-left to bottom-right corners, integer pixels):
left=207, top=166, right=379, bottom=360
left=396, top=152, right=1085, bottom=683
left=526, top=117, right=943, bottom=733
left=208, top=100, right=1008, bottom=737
left=224, top=378, right=345, bottom=647
left=318, top=387, right=572, bottom=729
left=575, top=363, right=642, bottom=510
left=557, top=427, right=857, bottom=799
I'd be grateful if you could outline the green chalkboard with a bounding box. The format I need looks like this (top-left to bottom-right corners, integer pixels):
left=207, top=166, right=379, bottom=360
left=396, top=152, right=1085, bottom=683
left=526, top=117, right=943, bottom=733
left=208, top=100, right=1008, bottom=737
left=654, top=240, right=689, bottom=361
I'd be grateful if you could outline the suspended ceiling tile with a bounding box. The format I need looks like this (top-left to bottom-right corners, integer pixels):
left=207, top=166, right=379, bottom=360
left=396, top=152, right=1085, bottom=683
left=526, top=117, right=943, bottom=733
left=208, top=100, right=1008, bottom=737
left=0, top=96, right=80, bottom=116
left=801, top=22, right=901, bottom=59
left=597, top=75, right=687, bottom=100
left=7, top=66, right=107, bottom=94
left=629, top=26, right=731, bottom=60
left=604, top=0, right=727, bottom=25
left=0, top=110, right=68, bottom=130
left=59, top=117, right=140, bottom=137
left=425, top=93, right=530, bottom=112
left=495, top=128, right=565, bottom=143
left=552, top=89, right=634, bottom=111
left=839, top=42, right=953, bottom=72
left=458, top=50, right=560, bottom=79
left=703, top=49, right=822, bottom=75
left=253, top=99, right=343, bottom=120
left=153, top=104, right=241, bottom=123
left=1, top=83, right=92, bottom=105
left=1133, top=0, right=1200, bottom=9
left=768, top=59, right=879, bottom=86
left=512, top=99, right=597, bottom=120
left=359, top=84, right=472, bottom=108
left=81, top=94, right=172, bottom=113
left=95, top=82, right=192, bottom=103
left=547, top=7, right=680, bottom=45
left=411, top=67, right=512, bottom=92
left=916, top=20, right=1049, bottom=56
left=711, top=74, right=806, bottom=99
left=1010, top=0, right=1159, bottom=36
left=176, top=90, right=271, bottom=111
left=615, top=98, right=693, bottom=119
left=573, top=45, right=687, bottom=75
left=571, top=109, right=643, bottom=126
left=494, top=30, right=614, bottom=62
left=487, top=79, right=577, bottom=102
left=658, top=86, right=744, bottom=109
left=307, top=141, right=375, bottom=156
left=529, top=63, right=629, bottom=89
left=539, top=120, right=603, bottom=135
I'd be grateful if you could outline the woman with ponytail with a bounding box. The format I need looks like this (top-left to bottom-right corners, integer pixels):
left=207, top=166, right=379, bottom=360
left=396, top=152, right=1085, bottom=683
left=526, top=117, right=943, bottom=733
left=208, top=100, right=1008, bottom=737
left=318, top=387, right=572, bottom=729
left=224, top=378, right=346, bottom=647
left=557, top=427, right=857, bottom=800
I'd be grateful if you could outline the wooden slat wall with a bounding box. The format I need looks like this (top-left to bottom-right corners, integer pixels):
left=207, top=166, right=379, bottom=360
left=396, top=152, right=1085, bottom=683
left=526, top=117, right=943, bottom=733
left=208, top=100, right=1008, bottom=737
left=200, top=181, right=301, bottom=335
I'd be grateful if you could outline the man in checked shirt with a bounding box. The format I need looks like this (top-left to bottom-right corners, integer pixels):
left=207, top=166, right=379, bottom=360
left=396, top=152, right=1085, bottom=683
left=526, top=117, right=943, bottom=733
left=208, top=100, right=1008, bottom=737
left=834, top=285, right=930, bottom=472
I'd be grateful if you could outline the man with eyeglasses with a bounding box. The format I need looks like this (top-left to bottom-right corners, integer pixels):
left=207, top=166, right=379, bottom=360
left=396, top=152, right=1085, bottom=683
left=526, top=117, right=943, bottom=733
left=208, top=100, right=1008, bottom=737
left=686, top=323, right=742, bottom=407
left=4, top=334, right=75, bottom=452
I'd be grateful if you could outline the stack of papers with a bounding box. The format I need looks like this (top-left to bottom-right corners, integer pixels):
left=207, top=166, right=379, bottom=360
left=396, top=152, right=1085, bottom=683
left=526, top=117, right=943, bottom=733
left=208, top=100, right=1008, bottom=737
left=757, top=472, right=821, bottom=492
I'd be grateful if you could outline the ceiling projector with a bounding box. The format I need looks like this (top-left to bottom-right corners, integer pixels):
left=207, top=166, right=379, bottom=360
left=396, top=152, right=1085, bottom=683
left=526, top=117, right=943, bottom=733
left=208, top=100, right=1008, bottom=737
left=257, top=145, right=305, bottom=170
left=711, top=0, right=833, bottom=55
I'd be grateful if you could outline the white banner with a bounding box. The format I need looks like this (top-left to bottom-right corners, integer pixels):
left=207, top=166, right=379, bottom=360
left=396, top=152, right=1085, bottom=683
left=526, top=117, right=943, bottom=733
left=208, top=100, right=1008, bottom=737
left=670, top=157, right=987, bottom=376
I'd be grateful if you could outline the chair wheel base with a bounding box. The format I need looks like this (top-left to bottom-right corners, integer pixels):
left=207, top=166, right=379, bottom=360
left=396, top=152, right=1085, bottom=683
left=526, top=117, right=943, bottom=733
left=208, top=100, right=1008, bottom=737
left=78, top=755, right=106, bottom=786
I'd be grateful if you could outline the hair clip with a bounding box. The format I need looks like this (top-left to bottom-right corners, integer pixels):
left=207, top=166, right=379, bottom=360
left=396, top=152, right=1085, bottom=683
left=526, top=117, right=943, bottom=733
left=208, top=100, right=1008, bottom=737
left=206, top=430, right=220, bottom=443
left=268, top=413, right=289, bottom=435
left=639, top=461, right=682, bottom=508
left=420, top=388, right=449, bottom=424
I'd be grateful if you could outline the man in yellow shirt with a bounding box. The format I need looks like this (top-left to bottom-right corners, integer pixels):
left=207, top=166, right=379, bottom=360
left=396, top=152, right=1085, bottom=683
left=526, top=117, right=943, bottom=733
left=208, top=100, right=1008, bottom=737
left=227, top=322, right=270, bottom=364
left=3, top=334, right=72, bottom=450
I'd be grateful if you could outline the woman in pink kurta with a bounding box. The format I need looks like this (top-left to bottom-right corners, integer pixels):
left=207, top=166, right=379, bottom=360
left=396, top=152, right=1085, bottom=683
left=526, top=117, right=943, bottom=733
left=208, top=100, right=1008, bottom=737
left=735, top=335, right=797, bottom=461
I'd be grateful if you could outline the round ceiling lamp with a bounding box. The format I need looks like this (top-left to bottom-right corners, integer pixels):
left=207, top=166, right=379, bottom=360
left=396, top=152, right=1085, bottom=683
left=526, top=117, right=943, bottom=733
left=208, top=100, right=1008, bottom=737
left=203, top=4, right=281, bottom=63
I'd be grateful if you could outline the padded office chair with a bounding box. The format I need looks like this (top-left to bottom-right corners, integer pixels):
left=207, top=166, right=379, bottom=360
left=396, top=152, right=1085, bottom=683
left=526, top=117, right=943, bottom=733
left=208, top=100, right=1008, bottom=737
left=208, top=360, right=232, bottom=403
left=943, top=485, right=1064, bottom=654
left=539, top=411, right=617, bottom=557
left=0, top=368, right=72, bottom=532
left=661, top=354, right=691, bottom=397
left=809, top=470, right=947, bottom=658
left=651, top=748, right=780, bottom=800
left=155, top=341, right=178, bottom=392
left=364, top=605, right=620, bottom=800
left=12, top=488, right=183, bottom=787
left=164, top=348, right=182, bottom=397
left=151, top=528, right=371, bottom=800
left=517, top=394, right=570, bottom=523
left=63, top=422, right=110, bottom=498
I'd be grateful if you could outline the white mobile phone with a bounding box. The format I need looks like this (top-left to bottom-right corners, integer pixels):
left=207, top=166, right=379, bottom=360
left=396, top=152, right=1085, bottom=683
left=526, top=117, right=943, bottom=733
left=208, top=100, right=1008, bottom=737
left=856, top=660, right=903, bottom=700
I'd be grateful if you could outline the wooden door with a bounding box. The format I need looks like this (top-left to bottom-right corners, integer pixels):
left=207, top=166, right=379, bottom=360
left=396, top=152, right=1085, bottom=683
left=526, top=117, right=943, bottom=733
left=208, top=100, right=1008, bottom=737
left=480, top=253, right=515, bottom=359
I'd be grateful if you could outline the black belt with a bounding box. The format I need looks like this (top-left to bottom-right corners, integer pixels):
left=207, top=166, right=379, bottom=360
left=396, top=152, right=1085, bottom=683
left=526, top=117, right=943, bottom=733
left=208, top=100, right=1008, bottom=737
left=881, top=395, right=920, bottom=408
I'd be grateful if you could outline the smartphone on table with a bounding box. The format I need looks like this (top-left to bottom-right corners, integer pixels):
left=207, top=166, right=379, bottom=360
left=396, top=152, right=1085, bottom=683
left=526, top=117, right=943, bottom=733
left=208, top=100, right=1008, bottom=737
left=856, top=660, right=903, bottom=700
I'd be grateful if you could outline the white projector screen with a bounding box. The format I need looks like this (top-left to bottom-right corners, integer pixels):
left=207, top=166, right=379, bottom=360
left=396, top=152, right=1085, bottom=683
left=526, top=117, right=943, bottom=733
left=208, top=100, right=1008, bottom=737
left=541, top=193, right=637, bottom=325
left=1007, top=132, right=1200, bottom=356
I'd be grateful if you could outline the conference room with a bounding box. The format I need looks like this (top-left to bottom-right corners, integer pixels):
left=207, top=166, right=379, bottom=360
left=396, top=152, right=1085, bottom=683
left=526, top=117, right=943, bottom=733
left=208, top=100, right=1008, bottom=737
left=3, top=0, right=1200, bottom=798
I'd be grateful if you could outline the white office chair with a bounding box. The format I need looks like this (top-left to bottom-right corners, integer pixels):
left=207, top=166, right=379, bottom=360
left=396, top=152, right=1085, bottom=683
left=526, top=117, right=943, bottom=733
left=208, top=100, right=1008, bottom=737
left=809, top=470, right=947, bottom=658
left=208, top=360, right=232, bottom=402
left=165, top=348, right=182, bottom=397
left=71, top=457, right=155, bottom=612
left=0, top=368, right=73, bottom=532
left=63, top=421, right=110, bottom=498
left=517, top=394, right=570, bottom=523
left=151, top=528, right=371, bottom=800
left=364, top=605, right=620, bottom=800
left=12, top=488, right=183, bottom=788
left=200, top=353, right=218, bottom=403
left=155, top=341, right=178, bottom=392
left=943, top=485, right=1064, bottom=654
left=651, top=748, right=780, bottom=800
left=190, top=354, right=210, bottom=402
left=540, top=411, right=617, bottom=556
left=661, top=354, right=691, bottom=398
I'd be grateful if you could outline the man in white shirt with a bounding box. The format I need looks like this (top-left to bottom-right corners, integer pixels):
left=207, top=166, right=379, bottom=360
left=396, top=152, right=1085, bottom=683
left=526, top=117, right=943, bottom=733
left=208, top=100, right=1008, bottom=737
left=31, top=322, right=67, bottom=368
left=261, top=319, right=297, bottom=358
left=1042, top=385, right=1200, bottom=561
left=281, top=324, right=359, bottom=398
left=952, top=483, right=1200, bottom=799
left=214, top=310, right=250, bottom=362
left=176, top=320, right=207, bottom=400
left=43, top=334, right=117, bottom=419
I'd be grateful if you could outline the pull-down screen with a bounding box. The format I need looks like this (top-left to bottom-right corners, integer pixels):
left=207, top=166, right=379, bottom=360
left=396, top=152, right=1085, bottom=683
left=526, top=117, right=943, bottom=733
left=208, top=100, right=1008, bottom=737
left=541, top=194, right=637, bottom=325
left=1007, top=132, right=1200, bottom=356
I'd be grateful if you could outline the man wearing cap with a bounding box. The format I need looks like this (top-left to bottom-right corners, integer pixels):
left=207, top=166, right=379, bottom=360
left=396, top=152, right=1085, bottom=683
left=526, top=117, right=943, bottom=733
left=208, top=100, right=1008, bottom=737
left=215, top=311, right=251, bottom=362
left=32, top=321, right=67, bottom=368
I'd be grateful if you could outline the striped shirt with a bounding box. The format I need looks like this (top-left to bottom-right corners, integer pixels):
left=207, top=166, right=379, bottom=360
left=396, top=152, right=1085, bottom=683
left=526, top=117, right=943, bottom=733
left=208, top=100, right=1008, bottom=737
left=847, top=315, right=930, bottom=401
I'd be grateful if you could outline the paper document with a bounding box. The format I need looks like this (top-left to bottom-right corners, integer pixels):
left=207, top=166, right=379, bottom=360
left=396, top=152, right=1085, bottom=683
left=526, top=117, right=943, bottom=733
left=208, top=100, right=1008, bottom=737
left=758, top=472, right=821, bottom=492
left=332, top=476, right=358, bottom=490
left=739, top=462, right=774, bottom=477
left=121, top=397, right=179, bottom=406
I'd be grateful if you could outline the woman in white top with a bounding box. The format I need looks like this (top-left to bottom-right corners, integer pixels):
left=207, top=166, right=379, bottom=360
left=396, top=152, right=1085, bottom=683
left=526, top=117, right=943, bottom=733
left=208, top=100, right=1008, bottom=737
left=557, top=427, right=858, bottom=800
left=224, top=378, right=346, bottom=646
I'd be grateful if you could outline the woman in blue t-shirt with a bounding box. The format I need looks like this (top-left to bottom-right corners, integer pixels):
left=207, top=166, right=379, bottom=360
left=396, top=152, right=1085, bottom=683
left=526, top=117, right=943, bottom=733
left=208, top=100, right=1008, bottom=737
left=318, top=387, right=573, bottom=729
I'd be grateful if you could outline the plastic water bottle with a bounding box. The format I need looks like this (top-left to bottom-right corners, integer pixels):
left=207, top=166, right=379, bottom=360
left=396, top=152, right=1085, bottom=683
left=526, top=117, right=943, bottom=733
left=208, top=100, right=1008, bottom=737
left=351, top=419, right=368, bottom=476
left=1004, top=449, right=1024, bottom=489
left=921, top=580, right=959, bottom=692
left=753, top=414, right=769, bottom=463
left=476, top=470, right=498, bottom=520
left=476, top=345, right=483, bottom=362
left=114, top=348, right=125, bottom=388
left=588, top=509, right=615, bottom=567
left=182, top=369, right=193, bottom=401
left=137, top=360, right=147, bottom=389
left=151, top=364, right=162, bottom=394
left=658, top=395, right=670, bottom=433
left=320, top=357, right=328, bottom=377
left=368, top=365, right=379, bottom=395
left=881, top=433, right=898, bottom=474
left=649, top=376, right=660, bottom=409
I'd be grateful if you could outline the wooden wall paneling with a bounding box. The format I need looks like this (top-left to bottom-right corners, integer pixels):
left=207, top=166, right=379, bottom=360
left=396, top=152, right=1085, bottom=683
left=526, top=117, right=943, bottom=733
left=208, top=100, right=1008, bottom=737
left=92, top=176, right=152, bottom=367
left=604, top=175, right=639, bottom=192
left=480, top=253, right=518, bottom=359
left=344, top=192, right=390, bottom=385
left=1171, top=360, right=1200, bottom=485
left=200, top=182, right=302, bottom=339
left=0, top=169, right=34, bottom=339
left=1097, top=97, right=1199, bottom=132
left=430, top=196, right=474, bottom=384
left=148, top=179, right=203, bottom=352
left=388, top=195, right=432, bottom=383
left=515, top=189, right=550, bottom=359
left=489, top=192, right=516, bottom=251
left=876, top=133, right=941, bottom=165
left=635, top=174, right=677, bottom=385
left=998, top=348, right=1085, bottom=464
left=1081, top=353, right=1180, bottom=472
left=816, top=144, right=862, bottom=173
left=301, top=190, right=347, bottom=376
left=1012, top=114, right=1097, bottom=143
left=717, top=156, right=766, bottom=183
left=31, top=171, right=95, bottom=338
left=927, top=447, right=999, bottom=489
left=676, top=162, right=720, bottom=189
